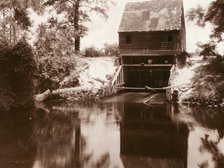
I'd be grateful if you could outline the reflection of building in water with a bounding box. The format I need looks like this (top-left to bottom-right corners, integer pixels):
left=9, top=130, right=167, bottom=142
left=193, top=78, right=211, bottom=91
left=120, top=103, right=189, bottom=168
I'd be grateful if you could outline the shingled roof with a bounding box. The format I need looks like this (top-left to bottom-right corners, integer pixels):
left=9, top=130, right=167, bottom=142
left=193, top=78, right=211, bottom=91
left=118, top=0, right=183, bottom=32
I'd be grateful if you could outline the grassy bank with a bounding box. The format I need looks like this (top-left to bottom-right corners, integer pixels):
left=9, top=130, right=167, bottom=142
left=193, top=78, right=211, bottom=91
left=35, top=57, right=118, bottom=102
left=169, top=56, right=224, bottom=107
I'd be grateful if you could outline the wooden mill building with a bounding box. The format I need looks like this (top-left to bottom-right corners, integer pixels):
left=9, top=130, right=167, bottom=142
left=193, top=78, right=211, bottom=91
left=114, top=0, right=186, bottom=89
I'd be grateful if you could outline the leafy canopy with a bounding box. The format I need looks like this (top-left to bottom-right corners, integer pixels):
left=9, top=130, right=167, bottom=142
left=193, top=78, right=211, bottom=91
left=43, top=0, right=115, bottom=51
left=187, top=0, right=224, bottom=42
left=187, top=0, right=224, bottom=57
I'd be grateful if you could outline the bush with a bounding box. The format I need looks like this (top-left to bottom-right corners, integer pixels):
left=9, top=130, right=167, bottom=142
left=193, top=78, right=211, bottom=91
left=59, top=71, right=79, bottom=89
left=34, top=24, right=77, bottom=93
left=0, top=42, right=12, bottom=76
left=207, top=56, right=224, bottom=73
left=35, top=54, right=76, bottom=93
left=11, top=39, right=37, bottom=107
left=0, top=39, right=37, bottom=110
left=176, top=51, right=188, bottom=68
left=82, top=46, right=103, bottom=57
left=103, top=43, right=120, bottom=56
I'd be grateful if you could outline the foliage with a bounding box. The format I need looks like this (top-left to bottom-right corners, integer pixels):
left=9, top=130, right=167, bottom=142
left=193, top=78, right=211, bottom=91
left=59, top=71, right=79, bottom=89
left=197, top=41, right=221, bottom=58
left=82, top=46, right=103, bottom=57
left=187, top=5, right=206, bottom=27
left=176, top=51, right=189, bottom=68
left=103, top=43, right=119, bottom=56
left=206, top=56, right=224, bottom=74
left=34, top=23, right=77, bottom=93
left=190, top=57, right=224, bottom=100
left=200, top=134, right=224, bottom=168
left=0, top=0, right=43, bottom=44
left=187, top=0, right=224, bottom=58
left=0, top=39, right=37, bottom=110
left=0, top=41, right=12, bottom=75
left=187, top=0, right=224, bottom=42
left=11, top=39, right=36, bottom=77
left=81, top=43, right=119, bottom=57
left=43, top=0, right=115, bottom=51
left=10, top=39, right=37, bottom=107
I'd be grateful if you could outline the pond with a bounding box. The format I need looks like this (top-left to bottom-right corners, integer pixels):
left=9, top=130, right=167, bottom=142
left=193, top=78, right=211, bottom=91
left=0, top=92, right=223, bottom=168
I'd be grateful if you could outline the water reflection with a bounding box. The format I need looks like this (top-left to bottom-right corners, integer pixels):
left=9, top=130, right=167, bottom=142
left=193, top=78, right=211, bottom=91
left=0, top=96, right=223, bottom=168
left=0, top=108, right=36, bottom=168
left=33, top=106, right=82, bottom=168
left=120, top=103, right=188, bottom=168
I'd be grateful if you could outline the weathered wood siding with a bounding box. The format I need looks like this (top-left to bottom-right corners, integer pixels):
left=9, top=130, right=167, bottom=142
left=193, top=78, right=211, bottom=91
left=119, top=31, right=181, bottom=55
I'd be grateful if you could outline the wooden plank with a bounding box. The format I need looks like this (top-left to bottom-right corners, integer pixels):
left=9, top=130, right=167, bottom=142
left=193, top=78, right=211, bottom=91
left=111, top=65, right=123, bottom=87
left=123, top=64, right=173, bottom=67
left=121, top=51, right=180, bottom=56
left=115, top=86, right=167, bottom=90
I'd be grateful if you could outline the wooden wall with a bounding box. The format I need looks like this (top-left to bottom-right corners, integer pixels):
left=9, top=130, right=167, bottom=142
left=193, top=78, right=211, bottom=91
left=119, top=31, right=181, bottom=55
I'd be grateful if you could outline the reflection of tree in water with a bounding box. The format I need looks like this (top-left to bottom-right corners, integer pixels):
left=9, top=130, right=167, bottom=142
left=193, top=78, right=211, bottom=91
left=94, top=153, right=110, bottom=168
left=33, top=108, right=80, bottom=168
left=33, top=105, right=112, bottom=168
left=0, top=108, right=36, bottom=168
left=199, top=134, right=224, bottom=168
left=194, top=108, right=224, bottom=168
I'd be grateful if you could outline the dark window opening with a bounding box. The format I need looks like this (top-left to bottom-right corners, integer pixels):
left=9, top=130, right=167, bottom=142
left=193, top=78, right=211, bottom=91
left=142, top=11, right=150, bottom=20
left=149, top=17, right=159, bottom=28
left=168, top=35, right=173, bottom=42
left=126, top=34, right=132, bottom=44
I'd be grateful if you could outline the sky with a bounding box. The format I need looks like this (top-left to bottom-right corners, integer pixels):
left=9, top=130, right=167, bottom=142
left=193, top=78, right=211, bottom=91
left=30, top=0, right=215, bottom=53
left=81, top=0, right=213, bottom=52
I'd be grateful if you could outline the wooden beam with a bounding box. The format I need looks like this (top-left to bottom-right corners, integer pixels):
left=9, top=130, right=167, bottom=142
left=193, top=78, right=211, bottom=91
left=115, top=86, right=167, bottom=90
left=121, top=53, right=179, bottom=56
left=123, top=64, right=173, bottom=67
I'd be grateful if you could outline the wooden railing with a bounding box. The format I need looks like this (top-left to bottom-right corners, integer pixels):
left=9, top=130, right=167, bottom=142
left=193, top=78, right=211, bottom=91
left=110, top=65, right=124, bottom=93
left=120, top=42, right=180, bottom=54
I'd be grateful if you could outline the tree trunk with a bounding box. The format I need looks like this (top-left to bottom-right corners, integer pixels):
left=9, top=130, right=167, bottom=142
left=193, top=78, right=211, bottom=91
left=2, top=9, right=6, bottom=39
left=74, top=0, right=80, bottom=52
left=13, top=21, right=16, bottom=45
left=9, top=22, right=12, bottom=43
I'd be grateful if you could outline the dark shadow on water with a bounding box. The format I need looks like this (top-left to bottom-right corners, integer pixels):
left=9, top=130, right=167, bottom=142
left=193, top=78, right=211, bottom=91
left=120, top=103, right=189, bottom=168
left=0, top=107, right=36, bottom=168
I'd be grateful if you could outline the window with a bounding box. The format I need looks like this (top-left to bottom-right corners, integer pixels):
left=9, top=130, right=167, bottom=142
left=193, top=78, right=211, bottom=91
left=126, top=34, right=132, bottom=44
left=149, top=17, right=159, bottom=28
left=142, top=11, right=150, bottom=20
left=168, top=35, right=173, bottom=42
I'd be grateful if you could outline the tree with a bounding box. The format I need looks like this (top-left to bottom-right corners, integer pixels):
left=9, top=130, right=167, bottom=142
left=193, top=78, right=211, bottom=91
left=187, top=0, right=224, bottom=56
left=34, top=21, right=77, bottom=92
left=0, top=0, right=43, bottom=44
left=43, top=0, right=115, bottom=52
left=11, top=39, right=37, bottom=107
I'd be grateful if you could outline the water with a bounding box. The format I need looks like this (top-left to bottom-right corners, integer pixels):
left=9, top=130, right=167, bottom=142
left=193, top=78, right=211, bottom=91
left=0, top=92, right=223, bottom=168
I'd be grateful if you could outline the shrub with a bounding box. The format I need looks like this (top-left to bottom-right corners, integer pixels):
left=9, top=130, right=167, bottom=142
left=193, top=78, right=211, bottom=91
left=34, top=24, right=77, bottom=93
left=103, top=43, right=120, bottom=56
left=176, top=51, right=188, bottom=68
left=0, top=39, right=37, bottom=110
left=35, top=54, right=76, bottom=93
left=82, top=46, right=103, bottom=57
left=0, top=42, right=12, bottom=76
left=10, top=39, right=37, bottom=107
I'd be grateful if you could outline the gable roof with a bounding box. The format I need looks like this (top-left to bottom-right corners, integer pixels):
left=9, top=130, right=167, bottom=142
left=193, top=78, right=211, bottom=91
left=118, top=0, right=183, bottom=32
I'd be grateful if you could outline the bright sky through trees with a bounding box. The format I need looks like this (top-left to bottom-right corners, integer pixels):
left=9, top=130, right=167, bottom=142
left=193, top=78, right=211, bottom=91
left=29, top=0, right=216, bottom=53
left=81, top=0, right=214, bottom=52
